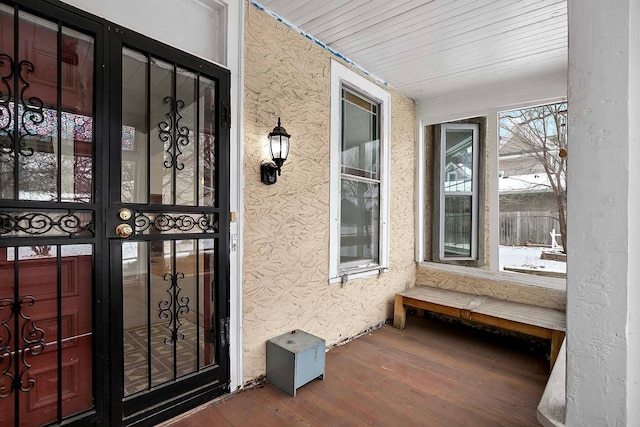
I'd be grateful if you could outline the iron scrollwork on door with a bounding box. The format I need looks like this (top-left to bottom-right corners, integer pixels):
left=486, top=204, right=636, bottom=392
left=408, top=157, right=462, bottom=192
left=0, top=53, right=44, bottom=158
left=134, top=212, right=218, bottom=235
left=0, top=296, right=45, bottom=398
left=159, top=96, right=190, bottom=171
left=159, top=272, right=189, bottom=345
left=0, top=211, right=95, bottom=237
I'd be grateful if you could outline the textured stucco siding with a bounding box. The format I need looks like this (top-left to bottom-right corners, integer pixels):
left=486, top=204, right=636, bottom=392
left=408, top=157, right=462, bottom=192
left=242, top=4, right=416, bottom=382
left=415, top=265, right=565, bottom=310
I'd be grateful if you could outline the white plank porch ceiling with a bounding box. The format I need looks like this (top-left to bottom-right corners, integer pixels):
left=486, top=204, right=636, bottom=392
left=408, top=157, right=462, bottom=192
left=253, top=0, right=567, bottom=105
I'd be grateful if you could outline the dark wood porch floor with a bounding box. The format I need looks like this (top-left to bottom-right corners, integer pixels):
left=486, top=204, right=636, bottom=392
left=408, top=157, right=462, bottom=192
left=165, top=314, right=549, bottom=426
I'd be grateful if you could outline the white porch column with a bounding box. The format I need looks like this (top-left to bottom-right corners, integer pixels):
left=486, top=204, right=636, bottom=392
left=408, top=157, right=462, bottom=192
left=567, top=0, right=640, bottom=425
left=628, top=1, right=640, bottom=422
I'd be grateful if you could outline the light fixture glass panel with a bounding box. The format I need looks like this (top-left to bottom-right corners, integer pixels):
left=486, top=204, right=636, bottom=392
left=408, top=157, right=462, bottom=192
left=269, top=134, right=289, bottom=160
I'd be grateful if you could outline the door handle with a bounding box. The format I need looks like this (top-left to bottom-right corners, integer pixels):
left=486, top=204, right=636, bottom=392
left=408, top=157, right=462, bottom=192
left=117, top=208, right=133, bottom=221
left=115, top=223, right=133, bottom=239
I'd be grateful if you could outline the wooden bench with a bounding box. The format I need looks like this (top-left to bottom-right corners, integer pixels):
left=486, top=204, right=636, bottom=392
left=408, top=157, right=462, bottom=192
left=393, top=286, right=566, bottom=370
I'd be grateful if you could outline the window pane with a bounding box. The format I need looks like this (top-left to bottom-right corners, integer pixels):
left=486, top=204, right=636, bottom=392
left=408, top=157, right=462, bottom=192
left=498, top=103, right=567, bottom=277
left=341, top=89, right=379, bottom=180
left=444, top=195, right=472, bottom=257
left=444, top=129, right=474, bottom=192
left=340, top=178, right=379, bottom=266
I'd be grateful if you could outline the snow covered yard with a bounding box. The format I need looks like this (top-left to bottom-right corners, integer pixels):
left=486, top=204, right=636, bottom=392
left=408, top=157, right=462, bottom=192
left=500, top=245, right=566, bottom=274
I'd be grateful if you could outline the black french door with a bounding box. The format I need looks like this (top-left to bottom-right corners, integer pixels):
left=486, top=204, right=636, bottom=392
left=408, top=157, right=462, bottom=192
left=107, top=26, right=231, bottom=426
left=0, top=1, right=231, bottom=425
left=0, top=2, right=105, bottom=425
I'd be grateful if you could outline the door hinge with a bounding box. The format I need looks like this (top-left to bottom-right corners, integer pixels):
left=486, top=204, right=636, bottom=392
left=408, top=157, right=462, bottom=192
left=219, top=317, right=230, bottom=347
left=222, top=102, right=231, bottom=128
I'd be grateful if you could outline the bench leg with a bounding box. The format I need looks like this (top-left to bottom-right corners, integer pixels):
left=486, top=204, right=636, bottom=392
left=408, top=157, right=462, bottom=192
left=550, top=330, right=565, bottom=371
left=393, top=295, right=406, bottom=329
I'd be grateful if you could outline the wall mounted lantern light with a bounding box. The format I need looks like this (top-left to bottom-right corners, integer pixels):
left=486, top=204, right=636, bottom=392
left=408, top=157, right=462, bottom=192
left=261, top=117, right=290, bottom=185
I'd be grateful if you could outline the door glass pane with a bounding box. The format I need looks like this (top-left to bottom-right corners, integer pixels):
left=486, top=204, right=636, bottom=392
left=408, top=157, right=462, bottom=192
left=60, top=27, right=94, bottom=203
left=17, top=12, right=58, bottom=201
left=121, top=48, right=148, bottom=204
left=0, top=244, right=94, bottom=425
left=340, top=178, right=379, bottom=266
left=198, top=77, right=215, bottom=207
left=341, top=89, right=379, bottom=180
left=60, top=244, right=93, bottom=417
left=0, top=5, right=15, bottom=199
left=444, top=129, right=474, bottom=192
left=175, top=68, right=196, bottom=206
left=0, top=247, right=15, bottom=426
left=199, top=238, right=215, bottom=367
left=0, top=12, right=94, bottom=203
left=0, top=7, right=96, bottom=424
left=150, top=58, right=174, bottom=205
left=122, top=241, right=149, bottom=396
left=148, top=240, right=197, bottom=384
left=175, top=240, right=197, bottom=375
left=123, top=239, right=210, bottom=395
left=444, top=195, right=472, bottom=257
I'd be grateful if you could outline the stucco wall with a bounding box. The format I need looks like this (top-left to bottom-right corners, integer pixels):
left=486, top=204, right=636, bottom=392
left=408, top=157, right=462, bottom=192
left=415, top=265, right=565, bottom=310
left=242, top=4, right=416, bottom=382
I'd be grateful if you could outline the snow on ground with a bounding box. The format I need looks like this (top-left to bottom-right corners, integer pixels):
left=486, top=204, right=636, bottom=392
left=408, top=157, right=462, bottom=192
left=500, top=245, right=566, bottom=274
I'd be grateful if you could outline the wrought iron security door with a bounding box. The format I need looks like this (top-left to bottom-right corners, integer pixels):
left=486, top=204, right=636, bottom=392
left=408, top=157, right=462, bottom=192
left=0, top=1, right=231, bottom=425
left=0, top=2, right=104, bottom=425
left=109, top=30, right=231, bottom=424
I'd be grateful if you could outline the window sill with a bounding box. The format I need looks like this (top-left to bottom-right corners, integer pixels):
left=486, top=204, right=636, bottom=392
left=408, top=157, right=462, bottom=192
left=329, top=267, right=389, bottom=285
left=419, top=261, right=566, bottom=291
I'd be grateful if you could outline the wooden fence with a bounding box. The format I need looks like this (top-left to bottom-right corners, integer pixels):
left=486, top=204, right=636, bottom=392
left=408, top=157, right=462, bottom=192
left=499, top=211, right=559, bottom=246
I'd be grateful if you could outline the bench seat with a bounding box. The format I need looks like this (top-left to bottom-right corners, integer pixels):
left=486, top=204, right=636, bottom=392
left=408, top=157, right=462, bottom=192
left=393, top=286, right=566, bottom=370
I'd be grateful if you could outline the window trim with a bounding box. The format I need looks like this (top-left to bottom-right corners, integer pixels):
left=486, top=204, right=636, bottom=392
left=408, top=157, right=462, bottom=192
left=329, top=60, right=391, bottom=284
left=433, top=122, right=483, bottom=264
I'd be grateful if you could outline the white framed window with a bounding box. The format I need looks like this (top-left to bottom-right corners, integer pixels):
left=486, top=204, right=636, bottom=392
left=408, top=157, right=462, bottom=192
left=329, top=60, right=390, bottom=284
left=433, top=123, right=481, bottom=263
